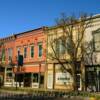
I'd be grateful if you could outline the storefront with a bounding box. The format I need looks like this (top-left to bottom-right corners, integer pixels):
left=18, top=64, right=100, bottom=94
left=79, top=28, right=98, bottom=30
left=85, top=65, right=100, bottom=92
left=47, top=63, right=74, bottom=91
left=13, top=64, right=46, bottom=88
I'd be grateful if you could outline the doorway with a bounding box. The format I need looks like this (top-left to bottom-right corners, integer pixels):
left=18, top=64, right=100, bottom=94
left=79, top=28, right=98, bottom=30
left=24, top=73, right=31, bottom=87
left=76, top=74, right=81, bottom=91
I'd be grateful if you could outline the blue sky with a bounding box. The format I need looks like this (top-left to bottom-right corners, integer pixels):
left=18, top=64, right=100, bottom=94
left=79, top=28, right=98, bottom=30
left=0, top=0, right=100, bottom=38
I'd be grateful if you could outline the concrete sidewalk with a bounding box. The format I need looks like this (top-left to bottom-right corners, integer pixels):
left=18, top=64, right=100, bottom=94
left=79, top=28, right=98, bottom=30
left=0, top=88, right=99, bottom=100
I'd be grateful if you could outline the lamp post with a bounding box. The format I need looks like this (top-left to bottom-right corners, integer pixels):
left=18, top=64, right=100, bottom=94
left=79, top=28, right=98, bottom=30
left=16, top=54, right=23, bottom=90
left=15, top=70, right=18, bottom=90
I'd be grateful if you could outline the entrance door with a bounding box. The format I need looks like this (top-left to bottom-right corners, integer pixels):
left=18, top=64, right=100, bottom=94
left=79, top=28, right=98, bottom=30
left=76, top=74, right=81, bottom=91
left=97, top=71, right=100, bottom=92
left=24, top=73, right=31, bottom=87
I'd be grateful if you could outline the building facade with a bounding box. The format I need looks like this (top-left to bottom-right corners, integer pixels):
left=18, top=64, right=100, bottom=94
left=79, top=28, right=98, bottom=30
left=84, top=15, right=100, bottom=92
left=0, top=27, right=47, bottom=88
left=0, top=14, right=100, bottom=92
left=0, top=35, right=16, bottom=87
left=46, top=14, right=100, bottom=92
left=46, top=27, right=76, bottom=91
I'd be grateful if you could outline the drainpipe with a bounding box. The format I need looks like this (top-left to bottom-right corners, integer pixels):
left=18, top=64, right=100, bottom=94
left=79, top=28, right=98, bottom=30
left=31, top=73, right=33, bottom=87
left=38, top=63, right=41, bottom=88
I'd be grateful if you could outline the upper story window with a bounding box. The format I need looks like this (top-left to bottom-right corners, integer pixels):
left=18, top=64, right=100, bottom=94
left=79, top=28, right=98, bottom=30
left=17, top=47, right=20, bottom=56
left=1, top=48, right=5, bottom=62
left=93, top=31, right=100, bottom=51
left=30, top=45, right=34, bottom=58
left=38, top=42, right=42, bottom=57
left=8, top=48, right=13, bottom=61
left=59, top=39, right=65, bottom=54
left=24, top=47, right=27, bottom=58
left=55, top=38, right=65, bottom=55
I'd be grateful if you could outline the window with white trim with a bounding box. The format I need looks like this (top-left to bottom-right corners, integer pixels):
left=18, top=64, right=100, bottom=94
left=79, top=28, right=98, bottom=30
left=38, top=42, right=42, bottom=57
left=30, top=45, right=34, bottom=58
left=93, top=32, right=100, bottom=51
left=24, top=47, right=27, bottom=58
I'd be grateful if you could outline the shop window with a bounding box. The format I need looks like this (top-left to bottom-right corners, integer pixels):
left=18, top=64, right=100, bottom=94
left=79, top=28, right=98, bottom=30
left=7, top=73, right=12, bottom=77
left=7, top=68, right=12, bottom=71
left=86, top=70, right=96, bottom=88
left=33, top=73, right=38, bottom=82
left=6, top=73, right=12, bottom=82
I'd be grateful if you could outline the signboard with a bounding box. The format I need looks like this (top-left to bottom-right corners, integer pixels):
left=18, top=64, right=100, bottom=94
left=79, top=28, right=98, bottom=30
left=32, top=83, right=39, bottom=88
left=55, top=72, right=72, bottom=85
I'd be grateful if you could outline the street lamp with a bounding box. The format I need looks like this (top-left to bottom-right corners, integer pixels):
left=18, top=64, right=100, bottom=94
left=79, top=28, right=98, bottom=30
left=16, top=54, right=23, bottom=90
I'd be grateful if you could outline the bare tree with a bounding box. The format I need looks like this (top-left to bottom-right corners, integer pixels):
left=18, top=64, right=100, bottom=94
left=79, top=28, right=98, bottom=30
left=46, top=13, right=93, bottom=90
left=83, top=40, right=94, bottom=66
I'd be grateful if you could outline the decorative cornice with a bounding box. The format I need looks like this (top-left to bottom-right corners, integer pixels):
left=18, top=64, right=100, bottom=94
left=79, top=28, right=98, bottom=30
left=92, top=28, right=100, bottom=34
left=0, top=35, right=16, bottom=43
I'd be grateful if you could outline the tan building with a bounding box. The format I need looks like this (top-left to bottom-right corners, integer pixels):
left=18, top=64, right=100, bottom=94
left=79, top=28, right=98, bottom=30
left=46, top=27, right=77, bottom=91
left=84, top=14, right=100, bottom=92
left=46, top=14, right=100, bottom=92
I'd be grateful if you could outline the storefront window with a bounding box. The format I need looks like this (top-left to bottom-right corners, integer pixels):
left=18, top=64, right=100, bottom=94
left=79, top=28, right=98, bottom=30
left=6, top=73, right=12, bottom=82
left=33, top=73, right=38, bottom=82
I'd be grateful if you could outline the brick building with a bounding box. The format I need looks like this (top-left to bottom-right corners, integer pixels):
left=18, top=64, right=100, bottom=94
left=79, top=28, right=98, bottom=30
left=0, top=27, right=47, bottom=88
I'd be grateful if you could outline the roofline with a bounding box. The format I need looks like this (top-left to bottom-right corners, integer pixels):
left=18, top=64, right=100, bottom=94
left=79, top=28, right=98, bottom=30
left=15, top=26, right=46, bottom=36
left=47, top=14, right=100, bottom=30
left=0, top=35, right=16, bottom=42
left=0, top=26, right=47, bottom=41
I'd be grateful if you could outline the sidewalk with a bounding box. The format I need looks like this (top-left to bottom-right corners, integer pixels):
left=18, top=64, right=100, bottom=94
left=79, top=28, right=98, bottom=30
left=0, top=87, right=100, bottom=100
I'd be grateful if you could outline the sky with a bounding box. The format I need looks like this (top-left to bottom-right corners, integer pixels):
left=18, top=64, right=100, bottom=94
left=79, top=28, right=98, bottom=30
left=0, top=0, right=100, bottom=38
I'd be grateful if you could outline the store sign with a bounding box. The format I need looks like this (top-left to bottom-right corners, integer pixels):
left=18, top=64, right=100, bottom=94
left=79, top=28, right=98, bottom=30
left=32, top=83, right=39, bottom=88
left=55, top=72, right=72, bottom=85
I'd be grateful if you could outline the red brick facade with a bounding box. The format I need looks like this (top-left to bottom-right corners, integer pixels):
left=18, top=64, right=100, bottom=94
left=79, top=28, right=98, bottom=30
left=14, top=27, right=46, bottom=73
left=0, top=27, right=47, bottom=88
